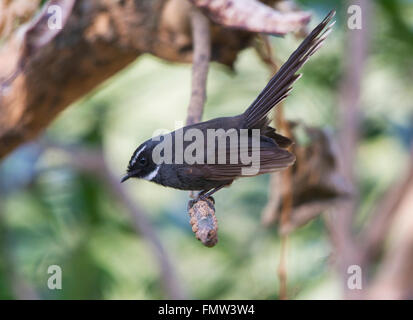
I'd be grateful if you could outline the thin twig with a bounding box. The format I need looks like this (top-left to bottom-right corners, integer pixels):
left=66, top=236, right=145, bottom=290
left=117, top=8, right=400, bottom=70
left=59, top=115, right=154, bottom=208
left=280, top=199, right=346, bottom=235
left=255, top=33, right=294, bottom=299
left=278, top=166, right=293, bottom=300
left=277, top=234, right=289, bottom=299
left=329, top=0, right=371, bottom=298
left=276, top=100, right=293, bottom=301
left=261, top=172, right=282, bottom=226
left=186, top=7, right=210, bottom=126
left=185, top=7, right=218, bottom=247
left=256, top=35, right=283, bottom=227
left=104, top=164, right=187, bottom=299
left=47, top=145, right=187, bottom=299
left=361, top=146, right=413, bottom=265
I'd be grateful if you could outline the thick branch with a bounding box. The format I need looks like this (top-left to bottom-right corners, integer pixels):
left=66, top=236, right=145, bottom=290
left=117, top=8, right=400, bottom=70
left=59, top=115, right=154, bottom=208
left=361, top=147, right=413, bottom=264
left=367, top=160, right=413, bottom=299
left=0, top=0, right=273, bottom=159
left=190, top=0, right=311, bottom=35
left=188, top=198, right=218, bottom=247
left=329, top=0, right=371, bottom=298
left=280, top=199, right=346, bottom=235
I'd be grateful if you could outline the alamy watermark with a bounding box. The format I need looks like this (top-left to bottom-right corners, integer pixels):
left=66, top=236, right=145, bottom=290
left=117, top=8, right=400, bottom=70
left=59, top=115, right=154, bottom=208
left=47, top=265, right=62, bottom=290
left=347, top=5, right=362, bottom=30
left=47, top=5, right=63, bottom=30
left=347, top=264, right=362, bottom=290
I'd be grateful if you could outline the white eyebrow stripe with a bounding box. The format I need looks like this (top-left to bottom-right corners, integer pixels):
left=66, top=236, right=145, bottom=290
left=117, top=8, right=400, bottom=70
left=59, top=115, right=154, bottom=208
left=142, top=165, right=160, bottom=181
left=130, top=145, right=147, bottom=166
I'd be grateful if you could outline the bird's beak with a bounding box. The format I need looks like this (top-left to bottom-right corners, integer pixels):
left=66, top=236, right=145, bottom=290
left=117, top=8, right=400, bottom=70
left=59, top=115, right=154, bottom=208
left=121, top=169, right=141, bottom=183
left=121, top=174, right=131, bottom=183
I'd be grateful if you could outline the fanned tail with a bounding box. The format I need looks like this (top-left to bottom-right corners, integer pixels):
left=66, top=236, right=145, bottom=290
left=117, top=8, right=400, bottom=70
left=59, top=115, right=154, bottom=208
left=243, top=10, right=335, bottom=129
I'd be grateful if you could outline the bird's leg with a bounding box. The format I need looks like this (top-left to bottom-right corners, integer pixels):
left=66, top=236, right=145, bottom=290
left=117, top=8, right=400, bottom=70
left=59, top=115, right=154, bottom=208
left=197, top=185, right=227, bottom=203
left=195, top=191, right=215, bottom=208
left=203, top=186, right=224, bottom=198
left=196, top=189, right=210, bottom=202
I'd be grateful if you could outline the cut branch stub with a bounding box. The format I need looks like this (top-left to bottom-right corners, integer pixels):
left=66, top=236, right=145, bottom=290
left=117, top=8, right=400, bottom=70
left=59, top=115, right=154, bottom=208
left=190, top=0, right=311, bottom=35
left=188, top=198, right=218, bottom=247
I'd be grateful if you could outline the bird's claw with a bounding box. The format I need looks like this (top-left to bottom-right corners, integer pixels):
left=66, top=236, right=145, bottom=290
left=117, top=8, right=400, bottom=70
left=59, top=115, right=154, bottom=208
left=196, top=193, right=215, bottom=205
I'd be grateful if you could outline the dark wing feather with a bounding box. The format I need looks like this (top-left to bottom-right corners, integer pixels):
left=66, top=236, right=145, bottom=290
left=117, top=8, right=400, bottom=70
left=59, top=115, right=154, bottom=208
left=259, top=118, right=293, bottom=148
left=178, top=135, right=295, bottom=181
left=243, top=10, right=335, bottom=129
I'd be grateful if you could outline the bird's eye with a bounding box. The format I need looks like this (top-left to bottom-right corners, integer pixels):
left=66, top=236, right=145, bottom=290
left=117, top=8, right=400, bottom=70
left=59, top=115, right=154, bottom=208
left=139, top=157, right=147, bottom=166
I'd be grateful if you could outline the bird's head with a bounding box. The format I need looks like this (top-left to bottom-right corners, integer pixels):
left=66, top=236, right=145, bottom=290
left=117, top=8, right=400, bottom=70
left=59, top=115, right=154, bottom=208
left=121, top=139, right=160, bottom=183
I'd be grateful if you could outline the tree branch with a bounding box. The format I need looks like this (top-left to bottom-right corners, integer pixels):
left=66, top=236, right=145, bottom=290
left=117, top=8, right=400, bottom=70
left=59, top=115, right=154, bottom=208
left=190, top=0, right=311, bottom=35
left=361, top=147, right=413, bottom=264
left=367, top=152, right=413, bottom=299
left=328, top=0, right=371, bottom=298
left=186, top=7, right=210, bottom=126
left=46, top=144, right=187, bottom=299
left=0, top=0, right=273, bottom=160
left=188, top=198, right=218, bottom=247
left=184, top=7, right=219, bottom=247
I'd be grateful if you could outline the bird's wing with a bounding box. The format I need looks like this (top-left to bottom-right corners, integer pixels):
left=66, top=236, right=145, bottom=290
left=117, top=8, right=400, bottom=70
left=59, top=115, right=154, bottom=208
left=242, top=10, right=335, bottom=129
left=177, top=134, right=295, bottom=181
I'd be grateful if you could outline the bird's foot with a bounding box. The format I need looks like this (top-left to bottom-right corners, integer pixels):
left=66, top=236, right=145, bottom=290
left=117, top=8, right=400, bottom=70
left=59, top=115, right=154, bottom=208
left=196, top=192, right=215, bottom=205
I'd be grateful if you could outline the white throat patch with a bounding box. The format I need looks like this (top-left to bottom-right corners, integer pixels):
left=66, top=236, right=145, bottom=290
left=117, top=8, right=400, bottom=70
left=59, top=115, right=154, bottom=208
left=142, top=165, right=160, bottom=181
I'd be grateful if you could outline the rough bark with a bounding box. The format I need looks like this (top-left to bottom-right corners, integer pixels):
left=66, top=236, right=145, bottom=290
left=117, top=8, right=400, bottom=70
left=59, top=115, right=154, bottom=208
left=190, top=0, right=310, bottom=35
left=1, top=0, right=295, bottom=159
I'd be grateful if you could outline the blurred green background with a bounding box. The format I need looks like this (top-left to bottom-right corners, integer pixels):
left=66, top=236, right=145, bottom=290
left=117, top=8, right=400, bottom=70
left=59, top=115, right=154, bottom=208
left=0, top=0, right=413, bottom=299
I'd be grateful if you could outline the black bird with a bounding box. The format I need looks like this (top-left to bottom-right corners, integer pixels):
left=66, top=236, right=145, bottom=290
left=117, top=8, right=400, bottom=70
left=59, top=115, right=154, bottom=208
left=122, top=11, right=335, bottom=199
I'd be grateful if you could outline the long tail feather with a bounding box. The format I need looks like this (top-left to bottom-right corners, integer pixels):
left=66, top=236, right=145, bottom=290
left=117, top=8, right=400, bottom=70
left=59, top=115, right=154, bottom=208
left=243, top=10, right=335, bottom=129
